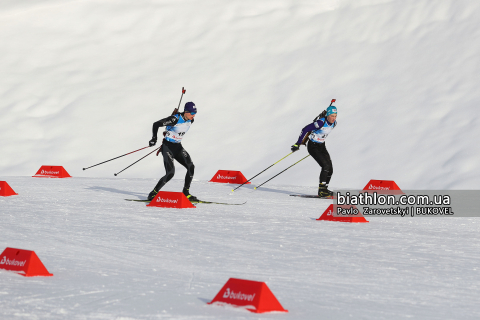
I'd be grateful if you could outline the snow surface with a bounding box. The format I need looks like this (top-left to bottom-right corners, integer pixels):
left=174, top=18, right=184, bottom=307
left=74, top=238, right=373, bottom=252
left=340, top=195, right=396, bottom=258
left=1, top=0, right=479, bottom=189
left=1, top=177, right=480, bottom=319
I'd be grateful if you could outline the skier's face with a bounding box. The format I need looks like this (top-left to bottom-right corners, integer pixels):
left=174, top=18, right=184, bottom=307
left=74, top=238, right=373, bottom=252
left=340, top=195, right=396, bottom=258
left=185, top=112, right=196, bottom=120
left=327, top=114, right=337, bottom=123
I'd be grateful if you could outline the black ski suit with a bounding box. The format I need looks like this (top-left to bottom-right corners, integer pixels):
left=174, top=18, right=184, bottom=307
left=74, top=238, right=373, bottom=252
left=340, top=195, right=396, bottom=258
left=151, top=114, right=195, bottom=191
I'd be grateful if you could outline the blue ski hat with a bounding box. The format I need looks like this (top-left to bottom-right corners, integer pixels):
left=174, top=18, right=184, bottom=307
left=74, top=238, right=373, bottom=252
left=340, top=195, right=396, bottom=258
left=326, top=106, right=337, bottom=116
left=184, top=102, right=197, bottom=114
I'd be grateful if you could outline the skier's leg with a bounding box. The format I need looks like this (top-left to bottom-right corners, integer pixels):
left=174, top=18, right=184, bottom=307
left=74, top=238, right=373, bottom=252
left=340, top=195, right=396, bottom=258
left=148, top=145, right=176, bottom=200
left=307, top=141, right=333, bottom=196
left=307, top=141, right=333, bottom=182
left=318, top=149, right=333, bottom=185
left=157, top=146, right=177, bottom=188
left=174, top=147, right=196, bottom=200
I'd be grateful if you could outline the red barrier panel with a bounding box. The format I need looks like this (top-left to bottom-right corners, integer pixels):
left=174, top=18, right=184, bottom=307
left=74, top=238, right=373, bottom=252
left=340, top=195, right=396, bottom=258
left=0, top=247, right=53, bottom=277
left=362, top=180, right=403, bottom=194
left=317, top=204, right=369, bottom=223
left=146, top=191, right=195, bottom=208
left=208, top=278, right=287, bottom=313
left=0, top=181, right=18, bottom=196
left=33, top=166, right=71, bottom=178
left=209, top=170, right=250, bottom=184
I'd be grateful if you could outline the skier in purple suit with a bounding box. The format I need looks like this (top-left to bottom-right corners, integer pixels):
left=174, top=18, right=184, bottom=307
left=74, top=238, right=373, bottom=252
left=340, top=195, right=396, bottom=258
left=291, top=106, right=337, bottom=197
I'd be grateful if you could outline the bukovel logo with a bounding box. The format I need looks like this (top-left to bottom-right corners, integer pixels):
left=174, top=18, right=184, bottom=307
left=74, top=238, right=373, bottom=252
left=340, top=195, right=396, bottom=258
left=156, top=197, right=178, bottom=204
left=217, top=175, right=236, bottom=180
left=368, top=184, right=390, bottom=190
left=41, top=170, right=60, bottom=175
left=0, top=256, right=27, bottom=267
left=222, top=288, right=256, bottom=302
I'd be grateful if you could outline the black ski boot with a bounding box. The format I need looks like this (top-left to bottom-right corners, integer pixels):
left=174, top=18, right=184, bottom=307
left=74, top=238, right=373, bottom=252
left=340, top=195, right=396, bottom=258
left=147, top=188, right=159, bottom=201
left=183, top=188, right=199, bottom=202
left=318, top=183, right=333, bottom=198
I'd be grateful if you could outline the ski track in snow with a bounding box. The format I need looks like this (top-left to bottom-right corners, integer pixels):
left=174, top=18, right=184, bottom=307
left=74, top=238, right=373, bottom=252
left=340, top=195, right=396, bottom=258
left=1, top=177, right=479, bottom=319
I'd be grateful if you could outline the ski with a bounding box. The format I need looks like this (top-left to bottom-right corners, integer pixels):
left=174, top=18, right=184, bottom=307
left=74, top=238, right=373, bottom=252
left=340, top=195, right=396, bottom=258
left=290, top=194, right=335, bottom=199
left=192, top=200, right=247, bottom=206
left=124, top=199, right=246, bottom=205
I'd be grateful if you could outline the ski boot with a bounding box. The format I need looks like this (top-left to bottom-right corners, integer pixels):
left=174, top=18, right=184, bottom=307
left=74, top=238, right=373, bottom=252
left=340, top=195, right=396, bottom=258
left=147, top=188, right=159, bottom=201
left=318, top=183, right=334, bottom=198
left=183, top=188, right=199, bottom=202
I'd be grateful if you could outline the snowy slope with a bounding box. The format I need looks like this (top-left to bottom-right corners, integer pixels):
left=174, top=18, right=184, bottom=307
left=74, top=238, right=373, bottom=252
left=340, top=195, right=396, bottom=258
left=1, top=177, right=479, bottom=319
left=2, top=2, right=480, bottom=318
left=1, top=0, right=479, bottom=189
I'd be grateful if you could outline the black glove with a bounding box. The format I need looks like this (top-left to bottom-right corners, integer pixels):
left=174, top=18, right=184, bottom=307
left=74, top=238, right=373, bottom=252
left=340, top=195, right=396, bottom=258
left=149, top=137, right=157, bottom=147
left=291, top=144, right=300, bottom=152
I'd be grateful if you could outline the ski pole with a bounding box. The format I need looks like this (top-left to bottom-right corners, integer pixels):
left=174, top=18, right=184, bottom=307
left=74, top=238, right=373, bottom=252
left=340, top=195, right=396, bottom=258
left=83, top=146, right=150, bottom=171
left=114, top=146, right=160, bottom=176
left=254, top=155, right=310, bottom=190
left=232, top=152, right=294, bottom=192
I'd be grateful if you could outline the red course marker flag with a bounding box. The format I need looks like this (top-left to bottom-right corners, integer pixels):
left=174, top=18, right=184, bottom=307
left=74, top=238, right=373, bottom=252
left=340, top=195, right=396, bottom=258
left=33, top=166, right=71, bottom=178
left=208, top=278, right=288, bottom=313
left=0, top=181, right=18, bottom=196
left=0, top=247, right=53, bottom=277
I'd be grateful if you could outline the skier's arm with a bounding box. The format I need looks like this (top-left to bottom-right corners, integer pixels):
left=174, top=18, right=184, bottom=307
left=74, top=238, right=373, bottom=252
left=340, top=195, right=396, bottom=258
left=152, top=115, right=178, bottom=139
left=148, top=115, right=179, bottom=146
left=295, top=119, right=325, bottom=145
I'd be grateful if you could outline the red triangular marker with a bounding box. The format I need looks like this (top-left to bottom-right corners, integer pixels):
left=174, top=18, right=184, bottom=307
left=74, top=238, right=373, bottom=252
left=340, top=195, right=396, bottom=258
left=0, top=247, right=53, bottom=277
left=33, top=166, right=71, bottom=178
left=362, top=179, right=403, bottom=194
left=146, top=191, right=195, bottom=208
left=208, top=278, right=287, bottom=313
left=0, top=181, right=18, bottom=196
left=317, top=204, right=368, bottom=223
left=209, top=170, right=251, bottom=184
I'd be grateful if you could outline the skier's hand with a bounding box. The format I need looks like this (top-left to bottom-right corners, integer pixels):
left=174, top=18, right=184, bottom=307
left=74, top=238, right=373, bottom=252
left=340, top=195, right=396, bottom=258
left=149, top=137, right=157, bottom=147
left=291, top=144, right=300, bottom=152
